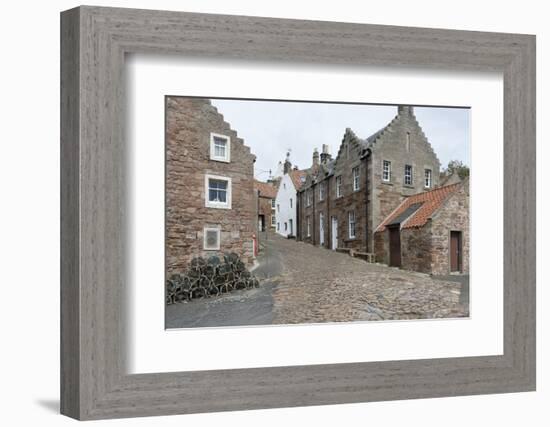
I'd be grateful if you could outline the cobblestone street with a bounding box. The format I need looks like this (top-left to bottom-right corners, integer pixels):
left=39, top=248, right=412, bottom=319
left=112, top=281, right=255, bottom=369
left=166, top=231, right=468, bottom=328
left=259, top=232, right=468, bottom=324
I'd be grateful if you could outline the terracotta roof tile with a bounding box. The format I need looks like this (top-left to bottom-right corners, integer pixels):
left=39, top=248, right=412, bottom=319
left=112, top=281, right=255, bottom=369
left=375, top=183, right=462, bottom=232
left=289, top=170, right=308, bottom=191
left=254, top=180, right=278, bottom=199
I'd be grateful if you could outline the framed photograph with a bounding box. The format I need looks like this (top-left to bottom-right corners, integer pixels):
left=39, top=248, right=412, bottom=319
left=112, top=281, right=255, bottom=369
left=61, top=6, right=536, bottom=420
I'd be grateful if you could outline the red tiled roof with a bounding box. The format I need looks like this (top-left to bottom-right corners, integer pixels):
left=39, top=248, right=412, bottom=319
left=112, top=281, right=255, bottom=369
left=375, top=183, right=462, bottom=232
left=254, top=180, right=278, bottom=199
left=289, top=169, right=308, bottom=191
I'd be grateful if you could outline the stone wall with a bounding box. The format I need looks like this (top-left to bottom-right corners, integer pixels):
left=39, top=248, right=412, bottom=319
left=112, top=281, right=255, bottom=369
left=373, top=181, right=469, bottom=275
left=329, top=134, right=369, bottom=252
left=369, top=107, right=441, bottom=250
left=165, top=97, right=256, bottom=276
left=430, top=181, right=470, bottom=274
left=258, top=195, right=274, bottom=230
left=400, top=225, right=433, bottom=273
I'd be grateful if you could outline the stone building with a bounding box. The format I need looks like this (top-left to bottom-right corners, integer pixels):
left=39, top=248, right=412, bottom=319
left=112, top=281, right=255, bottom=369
left=254, top=179, right=279, bottom=232
left=274, top=154, right=307, bottom=238
left=297, top=106, right=441, bottom=254
left=374, top=179, right=469, bottom=275
left=165, top=97, right=256, bottom=276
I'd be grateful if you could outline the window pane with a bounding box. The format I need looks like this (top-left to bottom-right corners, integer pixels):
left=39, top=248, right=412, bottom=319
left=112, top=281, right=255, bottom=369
left=213, top=137, right=227, bottom=158
left=209, top=179, right=228, bottom=202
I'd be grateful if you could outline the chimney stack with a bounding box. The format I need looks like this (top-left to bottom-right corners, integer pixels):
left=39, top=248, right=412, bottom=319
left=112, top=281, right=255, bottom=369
left=283, top=159, right=291, bottom=174
left=320, top=144, right=332, bottom=164
left=398, top=105, right=414, bottom=116
left=312, top=148, right=320, bottom=167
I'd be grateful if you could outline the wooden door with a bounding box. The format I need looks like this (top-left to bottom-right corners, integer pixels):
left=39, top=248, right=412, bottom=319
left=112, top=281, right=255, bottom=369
left=388, top=226, right=401, bottom=267
left=450, top=231, right=462, bottom=272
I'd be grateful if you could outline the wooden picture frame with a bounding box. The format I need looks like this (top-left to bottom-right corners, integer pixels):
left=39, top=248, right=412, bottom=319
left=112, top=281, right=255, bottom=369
left=60, top=6, right=536, bottom=420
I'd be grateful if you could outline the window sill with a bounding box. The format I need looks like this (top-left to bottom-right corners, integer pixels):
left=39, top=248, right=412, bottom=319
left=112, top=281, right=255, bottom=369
left=205, top=202, right=232, bottom=209
left=209, top=156, right=230, bottom=163
left=381, top=181, right=393, bottom=186
left=403, top=184, right=415, bottom=189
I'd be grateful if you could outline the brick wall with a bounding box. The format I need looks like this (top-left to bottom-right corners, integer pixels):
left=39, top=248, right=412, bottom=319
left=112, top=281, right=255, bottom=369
left=165, top=97, right=256, bottom=276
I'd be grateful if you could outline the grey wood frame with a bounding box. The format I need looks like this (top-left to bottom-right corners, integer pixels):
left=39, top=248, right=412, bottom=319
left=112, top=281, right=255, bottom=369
left=60, top=5, right=536, bottom=420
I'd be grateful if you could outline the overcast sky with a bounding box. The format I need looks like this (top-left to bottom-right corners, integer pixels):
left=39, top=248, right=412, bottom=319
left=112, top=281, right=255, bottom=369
left=211, top=99, right=470, bottom=181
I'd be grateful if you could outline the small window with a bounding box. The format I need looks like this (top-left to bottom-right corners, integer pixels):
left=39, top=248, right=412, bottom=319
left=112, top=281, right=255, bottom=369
left=271, top=215, right=276, bottom=226
left=404, top=164, right=413, bottom=186
left=277, top=222, right=280, bottom=231
left=382, top=160, right=391, bottom=182
left=271, top=199, right=276, bottom=209
left=205, top=175, right=231, bottom=209
left=306, top=190, right=312, bottom=206
left=336, top=176, right=342, bottom=198
left=424, top=169, right=432, bottom=188
left=284, top=222, right=288, bottom=231
left=209, top=133, right=230, bottom=162
left=348, top=211, right=356, bottom=239
left=203, top=227, right=221, bottom=250
left=319, top=182, right=325, bottom=201
left=283, top=183, right=286, bottom=189
left=307, top=216, right=311, bottom=237
left=352, top=166, right=360, bottom=191
left=290, top=198, right=293, bottom=208
left=277, top=204, right=280, bottom=213
left=406, top=132, right=411, bottom=152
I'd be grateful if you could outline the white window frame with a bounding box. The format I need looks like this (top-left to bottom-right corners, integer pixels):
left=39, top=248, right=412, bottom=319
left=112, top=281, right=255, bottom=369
left=348, top=211, right=356, bottom=239
left=307, top=216, right=311, bottom=237
left=204, top=174, right=232, bottom=209
left=271, top=199, right=276, bottom=209
left=404, top=164, right=413, bottom=186
left=352, top=166, right=360, bottom=191
left=203, top=226, right=221, bottom=251
left=271, top=214, right=276, bottom=227
left=382, top=160, right=391, bottom=182
left=424, top=169, right=432, bottom=188
left=336, top=176, right=342, bottom=198
left=209, top=132, right=231, bottom=162
left=319, top=182, right=325, bottom=201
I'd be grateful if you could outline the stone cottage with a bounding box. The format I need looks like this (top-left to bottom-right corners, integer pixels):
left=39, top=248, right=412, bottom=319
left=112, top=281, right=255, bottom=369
left=297, top=106, right=441, bottom=254
left=254, top=179, right=279, bottom=232
left=165, top=97, right=256, bottom=276
left=374, top=179, right=469, bottom=275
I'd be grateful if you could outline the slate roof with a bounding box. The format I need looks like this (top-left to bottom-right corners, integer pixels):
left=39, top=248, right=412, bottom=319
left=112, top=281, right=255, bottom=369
left=375, top=182, right=463, bottom=232
left=254, top=180, right=278, bottom=199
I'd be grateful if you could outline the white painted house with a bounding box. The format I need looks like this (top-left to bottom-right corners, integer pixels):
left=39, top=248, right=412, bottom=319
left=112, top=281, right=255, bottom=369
left=274, top=163, right=306, bottom=238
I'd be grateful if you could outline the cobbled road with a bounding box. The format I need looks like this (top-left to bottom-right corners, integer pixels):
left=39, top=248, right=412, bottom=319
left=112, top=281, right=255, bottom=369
left=165, top=232, right=468, bottom=328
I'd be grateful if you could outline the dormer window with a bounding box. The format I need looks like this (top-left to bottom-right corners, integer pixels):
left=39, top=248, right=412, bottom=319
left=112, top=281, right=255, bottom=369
left=209, top=133, right=230, bottom=162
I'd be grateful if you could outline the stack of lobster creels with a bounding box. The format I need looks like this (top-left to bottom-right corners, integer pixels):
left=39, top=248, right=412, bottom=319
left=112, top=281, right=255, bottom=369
left=166, top=253, right=260, bottom=304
